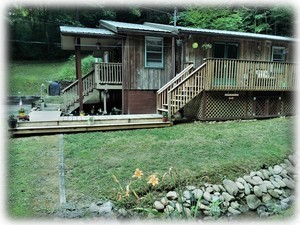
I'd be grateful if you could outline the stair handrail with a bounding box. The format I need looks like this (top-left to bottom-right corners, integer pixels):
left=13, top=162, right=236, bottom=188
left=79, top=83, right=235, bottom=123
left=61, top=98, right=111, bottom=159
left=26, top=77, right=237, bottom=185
left=168, top=62, right=206, bottom=93
left=157, top=63, right=194, bottom=94
left=167, top=62, right=207, bottom=117
left=61, top=70, right=94, bottom=93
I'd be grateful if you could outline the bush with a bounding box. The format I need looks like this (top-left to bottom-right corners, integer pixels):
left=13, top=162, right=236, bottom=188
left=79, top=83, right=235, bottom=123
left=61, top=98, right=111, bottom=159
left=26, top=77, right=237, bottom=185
left=58, top=55, right=95, bottom=81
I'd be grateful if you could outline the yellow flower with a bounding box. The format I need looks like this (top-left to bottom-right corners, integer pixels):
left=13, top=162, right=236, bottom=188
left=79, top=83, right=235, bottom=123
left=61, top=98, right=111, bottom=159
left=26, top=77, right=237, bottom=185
left=132, top=168, right=144, bottom=179
left=147, top=174, right=159, bottom=186
left=125, top=185, right=130, bottom=197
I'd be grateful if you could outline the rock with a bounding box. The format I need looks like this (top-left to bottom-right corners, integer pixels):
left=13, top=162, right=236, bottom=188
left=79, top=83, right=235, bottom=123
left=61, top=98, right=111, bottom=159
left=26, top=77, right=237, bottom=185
left=223, top=201, right=230, bottom=207
left=258, top=183, right=267, bottom=193
left=256, top=171, right=265, bottom=180
left=268, top=189, right=280, bottom=198
left=183, top=190, right=191, bottom=199
left=212, top=184, right=220, bottom=192
left=89, top=202, right=100, bottom=213
left=243, top=175, right=258, bottom=186
left=274, top=165, right=283, bottom=174
left=153, top=201, right=164, bottom=211
left=118, top=208, right=127, bottom=217
left=252, top=176, right=263, bottom=185
left=263, top=180, right=275, bottom=189
left=228, top=207, right=241, bottom=215
left=280, top=163, right=287, bottom=169
left=275, top=178, right=286, bottom=187
left=246, top=195, right=261, bottom=210
left=280, top=169, right=288, bottom=178
left=236, top=181, right=244, bottom=190
left=203, top=191, right=211, bottom=202
left=250, top=171, right=257, bottom=177
left=282, top=178, right=295, bottom=189
left=192, top=189, right=203, bottom=199
left=218, top=185, right=226, bottom=192
left=274, top=189, right=283, bottom=196
left=206, top=186, right=214, bottom=193
left=288, top=154, right=295, bottom=166
left=98, top=201, right=114, bottom=216
left=184, top=207, right=191, bottom=217
left=199, top=203, right=209, bottom=210
left=166, top=191, right=178, bottom=200
left=175, top=203, right=183, bottom=213
left=261, top=169, right=270, bottom=179
left=244, top=182, right=251, bottom=195
left=237, top=177, right=246, bottom=184
left=285, top=166, right=294, bottom=175
left=262, top=193, right=272, bottom=203
left=253, top=186, right=263, bottom=198
left=223, top=179, right=239, bottom=196
left=160, top=197, right=169, bottom=206
left=164, top=205, right=174, bottom=213
left=201, top=199, right=210, bottom=205
left=222, top=192, right=235, bottom=202
left=186, top=185, right=196, bottom=191
left=257, top=205, right=269, bottom=217
left=268, top=166, right=275, bottom=175
left=230, top=201, right=240, bottom=210
left=270, top=179, right=281, bottom=188
left=284, top=159, right=293, bottom=167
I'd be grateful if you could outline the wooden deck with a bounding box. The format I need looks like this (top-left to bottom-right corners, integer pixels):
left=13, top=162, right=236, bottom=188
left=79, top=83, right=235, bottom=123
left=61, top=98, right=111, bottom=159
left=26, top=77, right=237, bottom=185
left=9, top=114, right=171, bottom=136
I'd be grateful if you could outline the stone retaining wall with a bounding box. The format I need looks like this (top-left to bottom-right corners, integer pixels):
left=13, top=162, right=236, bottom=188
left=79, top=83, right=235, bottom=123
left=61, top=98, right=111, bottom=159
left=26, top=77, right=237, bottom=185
left=153, top=154, right=296, bottom=219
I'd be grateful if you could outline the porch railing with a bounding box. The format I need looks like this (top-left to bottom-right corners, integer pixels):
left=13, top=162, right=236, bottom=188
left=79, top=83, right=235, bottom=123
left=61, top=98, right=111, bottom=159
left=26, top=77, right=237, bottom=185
left=205, top=58, right=295, bottom=91
left=95, top=62, right=122, bottom=84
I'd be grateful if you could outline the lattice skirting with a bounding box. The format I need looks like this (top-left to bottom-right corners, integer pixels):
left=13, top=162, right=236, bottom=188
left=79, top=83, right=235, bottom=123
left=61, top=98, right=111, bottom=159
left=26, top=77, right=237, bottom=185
left=183, top=91, right=294, bottom=121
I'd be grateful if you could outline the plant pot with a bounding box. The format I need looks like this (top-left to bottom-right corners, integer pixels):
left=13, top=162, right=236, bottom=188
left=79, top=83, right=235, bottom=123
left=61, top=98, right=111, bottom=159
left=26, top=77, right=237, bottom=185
left=8, top=119, right=18, bottom=128
left=162, top=117, right=168, bottom=122
left=88, top=120, right=94, bottom=125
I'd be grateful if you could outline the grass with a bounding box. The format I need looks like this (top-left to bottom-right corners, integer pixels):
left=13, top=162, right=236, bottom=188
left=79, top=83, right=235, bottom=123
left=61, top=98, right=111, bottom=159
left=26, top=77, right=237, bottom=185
left=7, top=117, right=294, bottom=217
left=8, top=55, right=95, bottom=96
left=62, top=117, right=294, bottom=207
left=7, top=135, right=60, bottom=217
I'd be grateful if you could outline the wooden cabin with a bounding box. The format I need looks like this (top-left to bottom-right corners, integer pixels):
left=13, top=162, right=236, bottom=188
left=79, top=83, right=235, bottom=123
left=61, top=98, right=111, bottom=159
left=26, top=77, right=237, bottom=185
left=60, top=20, right=295, bottom=120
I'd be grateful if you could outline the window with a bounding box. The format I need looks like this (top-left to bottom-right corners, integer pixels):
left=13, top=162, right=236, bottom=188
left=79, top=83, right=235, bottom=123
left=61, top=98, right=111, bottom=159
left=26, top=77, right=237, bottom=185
left=145, top=36, right=164, bottom=68
left=272, top=46, right=286, bottom=62
left=213, top=42, right=239, bottom=59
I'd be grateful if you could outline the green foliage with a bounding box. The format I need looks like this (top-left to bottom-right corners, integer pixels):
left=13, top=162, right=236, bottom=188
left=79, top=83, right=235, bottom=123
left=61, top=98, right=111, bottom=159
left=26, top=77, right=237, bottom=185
left=178, top=5, right=294, bottom=36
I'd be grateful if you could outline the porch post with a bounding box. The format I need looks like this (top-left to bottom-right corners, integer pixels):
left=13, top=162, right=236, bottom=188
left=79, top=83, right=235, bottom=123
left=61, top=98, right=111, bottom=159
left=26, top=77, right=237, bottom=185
left=75, top=37, right=83, bottom=112
left=121, top=38, right=125, bottom=114
left=171, top=36, right=176, bottom=77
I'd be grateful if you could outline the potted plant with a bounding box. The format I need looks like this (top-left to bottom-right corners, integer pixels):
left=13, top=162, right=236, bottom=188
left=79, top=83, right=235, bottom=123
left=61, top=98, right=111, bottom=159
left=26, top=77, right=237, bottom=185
left=18, top=108, right=26, bottom=117
left=162, top=112, right=169, bottom=122
left=80, top=110, right=85, bottom=116
left=8, top=115, right=18, bottom=128
left=87, top=116, right=95, bottom=125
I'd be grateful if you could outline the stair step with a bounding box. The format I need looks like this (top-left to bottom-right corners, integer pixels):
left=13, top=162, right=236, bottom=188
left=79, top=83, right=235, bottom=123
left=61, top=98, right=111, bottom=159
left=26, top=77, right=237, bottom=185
left=157, top=108, right=168, bottom=112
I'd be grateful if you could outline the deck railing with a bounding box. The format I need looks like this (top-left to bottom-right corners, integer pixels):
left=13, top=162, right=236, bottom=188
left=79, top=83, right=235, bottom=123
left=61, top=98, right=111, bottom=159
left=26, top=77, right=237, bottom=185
left=157, top=64, right=194, bottom=113
left=205, top=58, right=295, bottom=91
left=95, top=62, right=122, bottom=84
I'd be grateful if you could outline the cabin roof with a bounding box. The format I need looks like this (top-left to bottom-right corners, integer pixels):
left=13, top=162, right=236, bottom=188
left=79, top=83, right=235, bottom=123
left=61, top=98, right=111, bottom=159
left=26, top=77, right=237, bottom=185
left=144, top=22, right=295, bottom=42
left=60, top=26, right=117, bottom=37
left=99, top=20, right=175, bottom=36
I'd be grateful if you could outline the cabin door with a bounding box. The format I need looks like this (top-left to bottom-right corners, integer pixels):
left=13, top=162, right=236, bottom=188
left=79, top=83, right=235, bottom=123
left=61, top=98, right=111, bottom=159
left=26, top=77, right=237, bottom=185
left=213, top=42, right=238, bottom=86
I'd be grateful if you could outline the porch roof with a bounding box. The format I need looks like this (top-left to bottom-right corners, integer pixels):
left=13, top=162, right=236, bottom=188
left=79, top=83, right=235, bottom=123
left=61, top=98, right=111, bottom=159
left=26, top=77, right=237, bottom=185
left=144, top=22, right=295, bottom=42
left=60, top=26, right=117, bottom=37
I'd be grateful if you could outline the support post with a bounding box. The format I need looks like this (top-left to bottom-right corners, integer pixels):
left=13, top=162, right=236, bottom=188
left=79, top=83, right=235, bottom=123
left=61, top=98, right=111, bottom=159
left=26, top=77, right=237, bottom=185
left=75, top=37, right=83, bottom=112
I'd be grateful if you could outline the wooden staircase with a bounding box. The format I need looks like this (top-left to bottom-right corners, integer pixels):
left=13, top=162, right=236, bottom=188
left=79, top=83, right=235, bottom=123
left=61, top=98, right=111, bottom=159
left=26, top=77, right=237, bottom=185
left=157, top=62, right=207, bottom=118
left=61, top=70, right=96, bottom=114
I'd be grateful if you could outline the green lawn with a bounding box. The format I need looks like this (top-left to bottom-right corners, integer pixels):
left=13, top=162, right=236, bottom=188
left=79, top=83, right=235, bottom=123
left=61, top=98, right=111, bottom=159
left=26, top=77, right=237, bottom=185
left=7, top=60, right=68, bottom=96
left=7, top=117, right=294, bottom=217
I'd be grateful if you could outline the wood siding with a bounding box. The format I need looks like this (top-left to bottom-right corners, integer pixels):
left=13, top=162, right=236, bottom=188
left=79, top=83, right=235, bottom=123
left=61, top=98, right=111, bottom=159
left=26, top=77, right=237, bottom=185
left=123, top=35, right=174, bottom=90
left=183, top=35, right=294, bottom=66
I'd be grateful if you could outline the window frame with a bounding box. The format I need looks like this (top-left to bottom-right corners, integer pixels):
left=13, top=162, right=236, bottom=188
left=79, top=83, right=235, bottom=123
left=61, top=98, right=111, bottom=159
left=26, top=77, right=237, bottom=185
left=271, top=46, right=286, bottom=62
left=144, top=36, right=164, bottom=69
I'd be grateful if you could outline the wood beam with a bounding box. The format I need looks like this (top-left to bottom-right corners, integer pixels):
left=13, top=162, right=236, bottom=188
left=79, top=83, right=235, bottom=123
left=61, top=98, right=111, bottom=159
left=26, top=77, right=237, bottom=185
left=75, top=37, right=83, bottom=112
